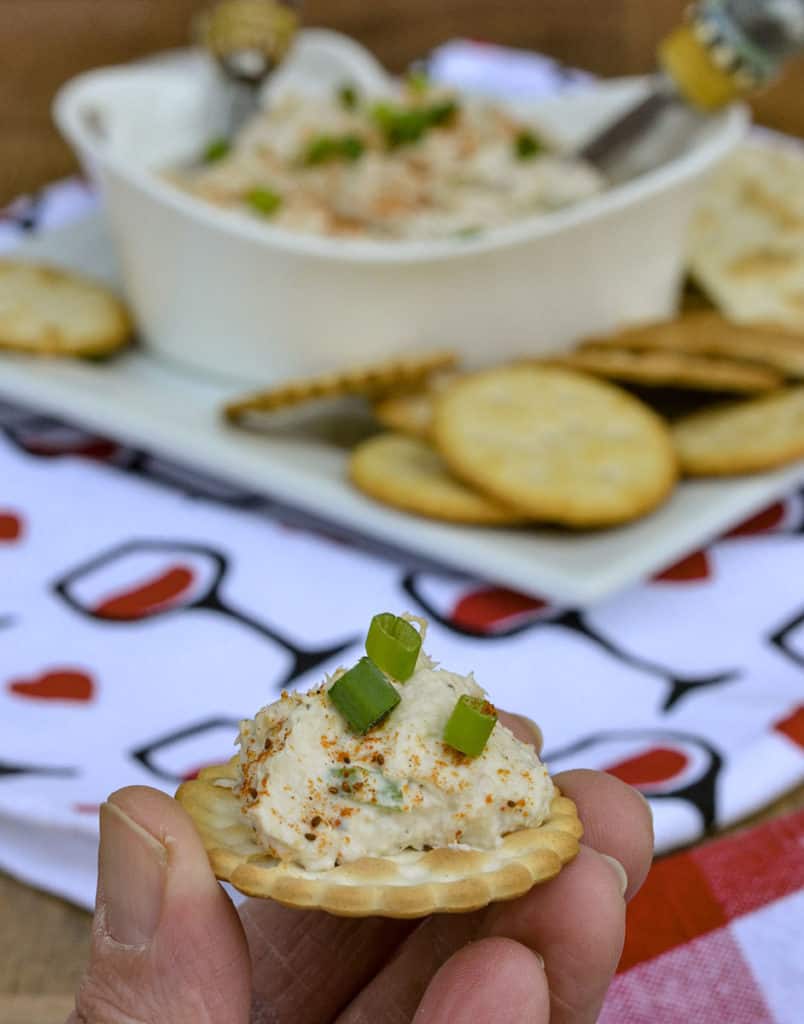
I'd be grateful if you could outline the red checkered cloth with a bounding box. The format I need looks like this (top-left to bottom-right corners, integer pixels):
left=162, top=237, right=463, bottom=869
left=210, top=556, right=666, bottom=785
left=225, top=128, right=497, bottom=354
left=601, top=809, right=804, bottom=1023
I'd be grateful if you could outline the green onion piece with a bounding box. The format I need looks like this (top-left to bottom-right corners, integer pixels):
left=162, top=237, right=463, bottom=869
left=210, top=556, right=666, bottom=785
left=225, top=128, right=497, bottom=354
left=371, top=99, right=459, bottom=149
left=203, top=137, right=231, bottom=163
left=328, top=657, right=401, bottom=734
left=406, top=69, right=430, bottom=95
left=365, top=613, right=422, bottom=681
left=338, top=83, right=359, bottom=109
left=303, top=135, right=339, bottom=165
left=514, top=130, right=543, bottom=160
left=329, top=765, right=403, bottom=809
left=302, top=133, right=366, bottom=165
left=245, top=187, right=282, bottom=217
left=427, top=99, right=458, bottom=128
left=339, top=134, right=365, bottom=161
left=443, top=695, right=497, bottom=757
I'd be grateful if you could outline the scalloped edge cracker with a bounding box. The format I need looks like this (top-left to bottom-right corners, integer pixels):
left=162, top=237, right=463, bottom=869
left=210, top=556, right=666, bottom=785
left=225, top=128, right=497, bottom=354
left=176, top=758, right=582, bottom=918
left=582, top=312, right=804, bottom=380
left=224, top=351, right=457, bottom=423
left=349, top=432, right=527, bottom=525
left=433, top=365, right=677, bottom=527
left=372, top=371, right=461, bottom=439
left=550, top=346, right=782, bottom=393
left=0, top=261, right=132, bottom=357
left=672, top=386, right=804, bottom=476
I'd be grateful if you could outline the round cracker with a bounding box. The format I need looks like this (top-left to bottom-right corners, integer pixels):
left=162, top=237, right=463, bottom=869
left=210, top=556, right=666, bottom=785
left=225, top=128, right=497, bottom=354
left=0, top=260, right=132, bottom=356
left=584, top=312, right=804, bottom=379
left=225, top=351, right=457, bottom=422
left=551, top=346, right=782, bottom=393
left=373, top=390, right=436, bottom=438
left=372, top=371, right=461, bottom=439
left=349, top=433, right=525, bottom=525
left=433, top=365, right=677, bottom=527
left=672, top=387, right=804, bottom=476
left=176, top=758, right=582, bottom=918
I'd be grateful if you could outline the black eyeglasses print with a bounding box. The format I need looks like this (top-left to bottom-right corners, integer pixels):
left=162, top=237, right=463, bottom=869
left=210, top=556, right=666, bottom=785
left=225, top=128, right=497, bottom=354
left=402, top=574, right=740, bottom=711
left=544, top=728, right=723, bottom=830
left=52, top=539, right=358, bottom=689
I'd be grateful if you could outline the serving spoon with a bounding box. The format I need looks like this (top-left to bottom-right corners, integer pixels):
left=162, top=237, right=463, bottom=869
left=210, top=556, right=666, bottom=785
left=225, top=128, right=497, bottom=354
left=578, top=0, right=804, bottom=181
left=196, top=0, right=302, bottom=139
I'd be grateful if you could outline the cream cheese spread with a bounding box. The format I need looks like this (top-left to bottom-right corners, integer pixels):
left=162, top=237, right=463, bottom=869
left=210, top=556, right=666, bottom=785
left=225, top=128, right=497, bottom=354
left=172, top=86, right=605, bottom=241
left=237, top=652, right=553, bottom=871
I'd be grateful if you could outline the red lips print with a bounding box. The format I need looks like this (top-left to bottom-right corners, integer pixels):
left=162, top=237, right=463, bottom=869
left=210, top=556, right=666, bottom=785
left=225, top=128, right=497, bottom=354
left=8, top=669, right=95, bottom=703
left=605, top=746, right=689, bottom=787
left=451, top=587, right=548, bottom=633
left=653, top=550, right=712, bottom=583
left=94, top=565, right=196, bottom=620
left=0, top=511, right=23, bottom=543
left=725, top=502, right=786, bottom=538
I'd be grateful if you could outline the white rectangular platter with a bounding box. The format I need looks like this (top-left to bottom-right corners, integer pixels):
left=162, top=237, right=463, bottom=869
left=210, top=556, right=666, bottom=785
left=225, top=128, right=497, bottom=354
left=2, top=213, right=803, bottom=606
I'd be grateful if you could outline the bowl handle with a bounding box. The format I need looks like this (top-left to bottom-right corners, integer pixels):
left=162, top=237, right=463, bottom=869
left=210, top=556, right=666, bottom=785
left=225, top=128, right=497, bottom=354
left=262, top=28, right=394, bottom=103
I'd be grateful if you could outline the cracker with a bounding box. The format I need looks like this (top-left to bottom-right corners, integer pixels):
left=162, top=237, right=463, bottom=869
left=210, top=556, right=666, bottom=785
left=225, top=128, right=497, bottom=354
left=371, top=372, right=460, bottom=440
left=583, top=311, right=804, bottom=379
left=0, top=261, right=132, bottom=356
left=224, top=351, right=458, bottom=423
left=433, top=365, right=677, bottom=527
left=687, top=141, right=804, bottom=328
left=672, top=387, right=804, bottom=476
left=349, top=433, right=526, bottom=525
left=373, top=390, right=436, bottom=439
left=176, top=758, right=582, bottom=918
left=550, top=346, right=782, bottom=393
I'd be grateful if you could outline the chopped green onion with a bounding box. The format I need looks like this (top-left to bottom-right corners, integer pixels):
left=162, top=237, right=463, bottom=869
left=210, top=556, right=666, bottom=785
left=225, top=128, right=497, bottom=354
left=514, top=130, right=543, bottom=160
left=203, top=137, right=231, bottom=163
left=328, top=657, right=400, bottom=734
left=302, top=133, right=366, bottom=166
left=339, top=134, right=365, bottom=161
left=371, top=98, right=459, bottom=149
left=329, top=765, right=403, bottom=809
left=443, top=695, right=497, bottom=757
left=365, top=613, right=422, bottom=681
left=406, top=69, right=430, bottom=95
left=245, top=187, right=282, bottom=216
left=427, top=99, right=458, bottom=128
left=338, top=83, right=359, bottom=109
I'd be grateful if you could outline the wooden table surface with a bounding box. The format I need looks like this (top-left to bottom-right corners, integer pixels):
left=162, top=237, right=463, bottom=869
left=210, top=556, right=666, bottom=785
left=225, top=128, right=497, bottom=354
left=2, top=784, right=801, bottom=1023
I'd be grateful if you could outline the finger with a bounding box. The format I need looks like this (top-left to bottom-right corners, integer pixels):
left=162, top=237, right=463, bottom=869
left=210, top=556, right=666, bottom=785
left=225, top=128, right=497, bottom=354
left=497, top=711, right=543, bottom=754
left=339, top=844, right=625, bottom=1024
left=413, top=937, right=550, bottom=1024
left=336, top=764, right=650, bottom=1024
left=241, top=901, right=414, bottom=1024
left=67, top=787, right=250, bottom=1024
left=236, top=706, right=541, bottom=1022
left=553, top=769, right=654, bottom=900
left=485, top=845, right=626, bottom=1024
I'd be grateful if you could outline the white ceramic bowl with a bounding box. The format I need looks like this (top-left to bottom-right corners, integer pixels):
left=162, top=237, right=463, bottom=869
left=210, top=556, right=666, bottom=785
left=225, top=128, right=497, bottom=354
left=54, top=30, right=748, bottom=385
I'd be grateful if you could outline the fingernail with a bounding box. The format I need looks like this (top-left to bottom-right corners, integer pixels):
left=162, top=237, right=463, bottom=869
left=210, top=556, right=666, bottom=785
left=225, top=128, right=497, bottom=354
left=533, top=952, right=545, bottom=970
left=514, top=715, right=543, bottom=753
left=99, top=800, right=167, bottom=946
left=600, top=854, right=628, bottom=898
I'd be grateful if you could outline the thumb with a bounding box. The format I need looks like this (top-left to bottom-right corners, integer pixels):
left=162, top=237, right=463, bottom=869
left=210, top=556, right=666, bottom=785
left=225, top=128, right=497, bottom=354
left=414, top=937, right=549, bottom=1023
left=67, top=786, right=251, bottom=1024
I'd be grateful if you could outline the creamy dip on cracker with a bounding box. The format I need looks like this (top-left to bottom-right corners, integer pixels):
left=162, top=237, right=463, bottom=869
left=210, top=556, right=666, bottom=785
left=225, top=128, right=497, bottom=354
left=237, top=651, right=553, bottom=871
left=172, top=82, right=604, bottom=241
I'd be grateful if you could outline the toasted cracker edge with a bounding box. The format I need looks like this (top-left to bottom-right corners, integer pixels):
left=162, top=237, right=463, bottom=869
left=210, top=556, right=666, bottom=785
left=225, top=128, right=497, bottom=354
left=176, top=759, right=581, bottom=918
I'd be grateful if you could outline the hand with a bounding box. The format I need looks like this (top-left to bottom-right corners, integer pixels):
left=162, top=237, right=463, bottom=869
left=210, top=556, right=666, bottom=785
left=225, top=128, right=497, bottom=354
left=67, top=713, right=653, bottom=1023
